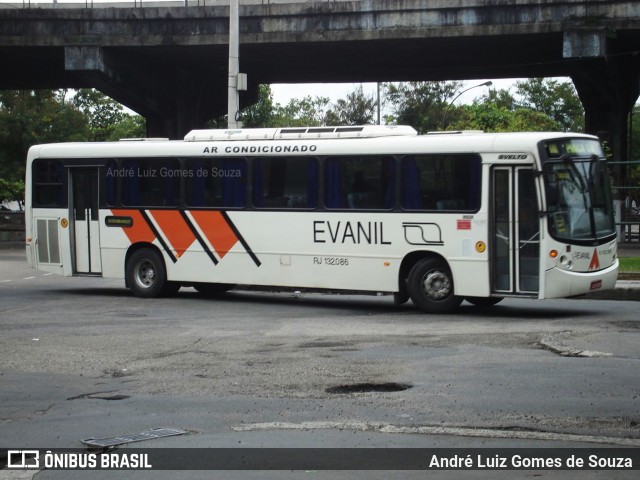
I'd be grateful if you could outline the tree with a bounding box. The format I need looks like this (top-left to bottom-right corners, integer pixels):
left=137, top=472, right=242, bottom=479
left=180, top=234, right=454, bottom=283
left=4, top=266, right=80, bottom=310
left=453, top=101, right=560, bottom=132
left=230, top=85, right=330, bottom=128
left=384, top=81, right=464, bottom=133
left=0, top=88, right=146, bottom=204
left=0, top=90, right=88, bottom=204
left=515, top=78, right=584, bottom=132
left=72, top=88, right=145, bottom=140
left=279, top=95, right=330, bottom=126
left=325, top=85, right=377, bottom=126
left=235, top=84, right=279, bottom=127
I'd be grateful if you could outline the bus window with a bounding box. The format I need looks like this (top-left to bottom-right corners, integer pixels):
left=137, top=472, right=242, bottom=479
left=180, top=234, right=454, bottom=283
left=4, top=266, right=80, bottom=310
left=401, top=154, right=481, bottom=211
left=105, top=159, right=118, bottom=206
left=253, top=157, right=317, bottom=209
left=324, top=156, right=395, bottom=210
left=122, top=158, right=179, bottom=207
left=185, top=158, right=246, bottom=208
left=33, top=159, right=66, bottom=207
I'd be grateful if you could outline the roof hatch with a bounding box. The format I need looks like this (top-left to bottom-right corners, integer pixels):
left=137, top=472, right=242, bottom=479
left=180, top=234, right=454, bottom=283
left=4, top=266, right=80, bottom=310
left=184, top=125, right=417, bottom=142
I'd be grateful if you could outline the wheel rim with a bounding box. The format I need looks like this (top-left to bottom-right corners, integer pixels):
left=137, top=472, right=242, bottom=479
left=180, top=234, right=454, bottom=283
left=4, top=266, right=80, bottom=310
left=421, top=270, right=452, bottom=300
left=134, top=259, right=156, bottom=290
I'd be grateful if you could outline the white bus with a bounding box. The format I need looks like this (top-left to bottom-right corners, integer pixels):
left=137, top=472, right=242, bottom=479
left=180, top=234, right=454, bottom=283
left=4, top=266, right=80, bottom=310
left=25, top=125, right=618, bottom=312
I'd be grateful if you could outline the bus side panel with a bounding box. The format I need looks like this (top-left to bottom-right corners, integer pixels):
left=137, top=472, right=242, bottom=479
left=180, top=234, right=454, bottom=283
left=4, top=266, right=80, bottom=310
left=183, top=211, right=403, bottom=292
left=99, top=210, right=144, bottom=280
left=29, top=208, right=72, bottom=276
left=97, top=208, right=492, bottom=295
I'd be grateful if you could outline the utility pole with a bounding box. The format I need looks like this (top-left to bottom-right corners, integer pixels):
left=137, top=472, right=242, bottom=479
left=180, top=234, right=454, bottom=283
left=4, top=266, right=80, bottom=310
left=228, top=0, right=240, bottom=129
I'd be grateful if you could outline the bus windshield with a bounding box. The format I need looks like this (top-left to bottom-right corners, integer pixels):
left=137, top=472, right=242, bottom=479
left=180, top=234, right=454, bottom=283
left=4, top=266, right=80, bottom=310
left=541, top=138, right=616, bottom=243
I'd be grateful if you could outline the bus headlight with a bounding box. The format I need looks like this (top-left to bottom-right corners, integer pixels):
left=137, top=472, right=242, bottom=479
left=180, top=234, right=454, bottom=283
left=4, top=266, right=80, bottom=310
left=559, top=254, right=572, bottom=269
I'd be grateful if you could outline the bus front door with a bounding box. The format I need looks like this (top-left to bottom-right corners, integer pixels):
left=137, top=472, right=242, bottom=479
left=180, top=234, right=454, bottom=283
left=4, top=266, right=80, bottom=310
left=70, top=168, right=102, bottom=274
left=492, top=166, right=540, bottom=295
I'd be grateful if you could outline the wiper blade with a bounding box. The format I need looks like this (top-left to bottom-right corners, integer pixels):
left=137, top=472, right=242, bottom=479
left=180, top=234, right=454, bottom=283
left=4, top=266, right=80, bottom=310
left=560, top=154, right=588, bottom=192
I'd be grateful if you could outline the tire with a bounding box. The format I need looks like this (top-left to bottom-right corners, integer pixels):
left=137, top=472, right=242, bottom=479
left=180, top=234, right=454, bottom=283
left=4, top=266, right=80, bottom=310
left=126, top=248, right=168, bottom=298
left=407, top=258, right=462, bottom=313
left=465, top=296, right=504, bottom=307
left=193, top=283, right=235, bottom=296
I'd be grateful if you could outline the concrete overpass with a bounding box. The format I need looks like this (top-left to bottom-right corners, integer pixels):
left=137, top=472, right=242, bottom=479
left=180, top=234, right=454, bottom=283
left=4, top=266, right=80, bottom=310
left=1, top=0, right=639, bottom=161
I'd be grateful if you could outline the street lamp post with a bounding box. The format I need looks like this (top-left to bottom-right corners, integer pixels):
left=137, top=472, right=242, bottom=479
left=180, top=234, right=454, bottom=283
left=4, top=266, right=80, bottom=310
left=228, top=0, right=240, bottom=129
left=441, top=80, right=493, bottom=129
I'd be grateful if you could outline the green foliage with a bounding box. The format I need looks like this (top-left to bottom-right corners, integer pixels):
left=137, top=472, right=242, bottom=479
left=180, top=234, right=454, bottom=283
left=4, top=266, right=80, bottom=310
left=0, top=178, right=24, bottom=207
left=453, top=103, right=560, bottom=132
left=383, top=78, right=583, bottom=134
left=234, top=85, right=330, bottom=127
left=0, top=90, right=88, bottom=203
left=279, top=95, right=331, bottom=126
left=384, top=81, right=464, bottom=133
left=72, top=89, right=146, bottom=140
left=238, top=84, right=377, bottom=128
left=618, top=257, right=640, bottom=272
left=325, top=85, right=377, bottom=126
left=0, top=89, right=146, bottom=203
left=515, top=78, right=584, bottom=132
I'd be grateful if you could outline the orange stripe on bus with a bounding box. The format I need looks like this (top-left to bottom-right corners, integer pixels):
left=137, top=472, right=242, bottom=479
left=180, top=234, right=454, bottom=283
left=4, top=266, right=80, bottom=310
left=189, top=210, right=238, bottom=259
left=111, top=209, right=155, bottom=244
left=149, top=210, right=196, bottom=259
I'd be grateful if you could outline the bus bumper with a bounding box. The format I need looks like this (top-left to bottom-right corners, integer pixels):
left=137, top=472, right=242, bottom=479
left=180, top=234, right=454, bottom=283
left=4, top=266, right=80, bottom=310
left=543, top=260, right=619, bottom=299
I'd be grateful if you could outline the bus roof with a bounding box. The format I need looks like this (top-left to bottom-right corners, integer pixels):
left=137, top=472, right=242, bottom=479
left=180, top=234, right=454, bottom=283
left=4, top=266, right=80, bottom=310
left=27, top=129, right=598, bottom=161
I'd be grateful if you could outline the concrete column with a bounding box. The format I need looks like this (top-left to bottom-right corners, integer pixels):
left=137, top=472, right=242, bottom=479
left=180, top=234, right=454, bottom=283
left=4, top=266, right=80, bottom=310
left=565, top=29, right=640, bottom=183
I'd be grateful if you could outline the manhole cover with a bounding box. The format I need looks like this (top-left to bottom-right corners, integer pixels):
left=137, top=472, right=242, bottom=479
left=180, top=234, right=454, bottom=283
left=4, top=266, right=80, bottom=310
left=82, top=427, right=187, bottom=447
left=325, top=382, right=411, bottom=394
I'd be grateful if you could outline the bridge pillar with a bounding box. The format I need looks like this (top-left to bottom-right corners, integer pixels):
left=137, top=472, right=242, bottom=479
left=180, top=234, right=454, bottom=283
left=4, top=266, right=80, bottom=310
left=65, top=46, right=230, bottom=139
left=565, top=29, right=640, bottom=180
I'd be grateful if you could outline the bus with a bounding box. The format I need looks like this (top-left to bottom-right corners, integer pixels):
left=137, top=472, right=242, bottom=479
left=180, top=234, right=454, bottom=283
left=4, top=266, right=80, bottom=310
left=24, top=125, right=619, bottom=313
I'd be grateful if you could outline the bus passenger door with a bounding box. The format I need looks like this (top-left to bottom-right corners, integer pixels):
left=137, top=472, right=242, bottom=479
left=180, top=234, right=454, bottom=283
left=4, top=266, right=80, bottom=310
left=70, top=168, right=102, bottom=274
left=491, top=166, right=539, bottom=295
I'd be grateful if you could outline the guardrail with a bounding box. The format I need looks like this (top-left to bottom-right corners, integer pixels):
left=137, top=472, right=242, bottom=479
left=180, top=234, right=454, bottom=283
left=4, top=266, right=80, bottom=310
left=610, top=160, right=640, bottom=243
left=1, top=0, right=315, bottom=9
left=0, top=211, right=24, bottom=248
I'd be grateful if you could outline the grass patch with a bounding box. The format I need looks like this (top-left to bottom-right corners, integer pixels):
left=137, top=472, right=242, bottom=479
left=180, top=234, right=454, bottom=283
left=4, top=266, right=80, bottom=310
left=619, top=257, right=640, bottom=272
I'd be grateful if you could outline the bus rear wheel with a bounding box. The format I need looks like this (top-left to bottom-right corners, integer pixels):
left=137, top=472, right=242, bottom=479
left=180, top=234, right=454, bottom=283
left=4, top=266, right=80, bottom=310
left=407, top=258, right=462, bottom=313
left=126, top=248, right=169, bottom=298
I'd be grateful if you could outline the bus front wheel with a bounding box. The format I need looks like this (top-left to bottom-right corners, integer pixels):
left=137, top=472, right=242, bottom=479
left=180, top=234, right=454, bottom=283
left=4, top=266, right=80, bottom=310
left=407, top=258, right=462, bottom=313
left=126, top=248, right=169, bottom=298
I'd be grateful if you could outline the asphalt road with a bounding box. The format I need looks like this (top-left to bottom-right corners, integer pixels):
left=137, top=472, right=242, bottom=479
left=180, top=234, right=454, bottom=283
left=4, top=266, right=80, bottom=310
left=1, top=249, right=639, bottom=479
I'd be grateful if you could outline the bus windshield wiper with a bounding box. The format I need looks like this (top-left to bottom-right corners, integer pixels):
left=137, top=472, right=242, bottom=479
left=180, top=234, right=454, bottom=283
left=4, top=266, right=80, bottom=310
left=560, top=154, right=588, bottom=193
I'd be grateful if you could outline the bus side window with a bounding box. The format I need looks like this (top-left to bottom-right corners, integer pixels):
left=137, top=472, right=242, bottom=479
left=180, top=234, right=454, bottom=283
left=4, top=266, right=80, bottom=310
left=401, top=154, right=481, bottom=212
left=253, top=157, right=317, bottom=209
left=122, top=158, right=179, bottom=207
left=33, top=159, right=67, bottom=208
left=185, top=158, right=246, bottom=208
left=324, top=156, right=395, bottom=210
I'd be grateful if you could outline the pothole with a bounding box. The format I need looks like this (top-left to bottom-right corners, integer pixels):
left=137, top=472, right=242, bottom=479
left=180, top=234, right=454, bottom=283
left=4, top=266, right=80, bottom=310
left=325, top=382, right=411, bottom=394
left=67, top=392, right=130, bottom=401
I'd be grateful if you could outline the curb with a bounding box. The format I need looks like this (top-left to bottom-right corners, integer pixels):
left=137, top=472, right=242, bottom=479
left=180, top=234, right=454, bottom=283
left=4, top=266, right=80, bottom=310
left=585, top=281, right=640, bottom=302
